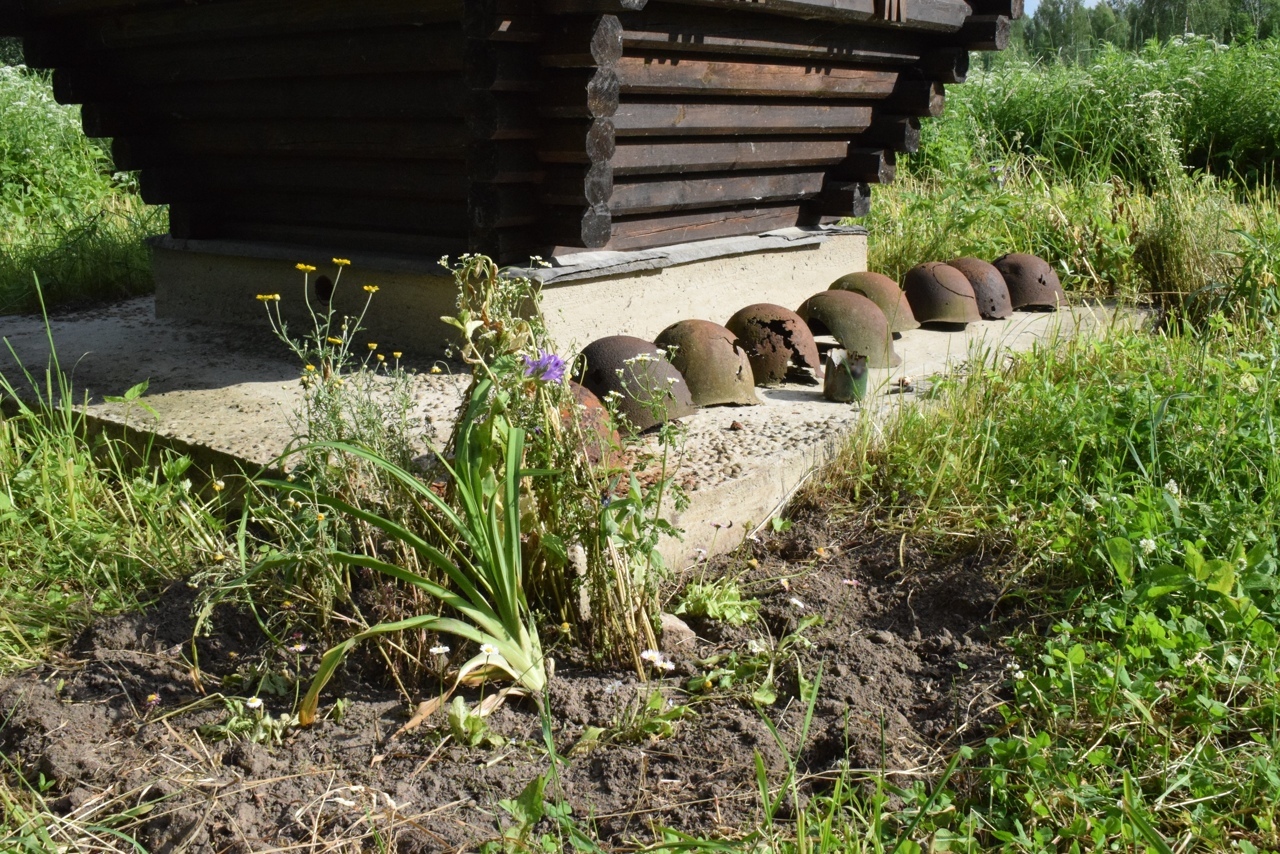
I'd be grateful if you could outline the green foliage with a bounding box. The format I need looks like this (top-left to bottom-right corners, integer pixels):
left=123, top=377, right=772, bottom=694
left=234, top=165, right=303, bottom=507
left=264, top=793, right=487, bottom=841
left=673, top=578, right=760, bottom=627
left=448, top=696, right=506, bottom=749
left=0, top=67, right=163, bottom=313
left=611, top=689, right=692, bottom=744
left=198, top=696, right=299, bottom=746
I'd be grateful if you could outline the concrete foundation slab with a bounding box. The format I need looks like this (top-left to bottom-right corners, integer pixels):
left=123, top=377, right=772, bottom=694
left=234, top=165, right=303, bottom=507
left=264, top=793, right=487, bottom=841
left=2, top=296, right=1135, bottom=571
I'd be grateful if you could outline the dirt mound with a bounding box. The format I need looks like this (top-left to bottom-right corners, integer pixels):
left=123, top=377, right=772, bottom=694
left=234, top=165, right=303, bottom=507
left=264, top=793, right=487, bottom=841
left=0, top=516, right=1015, bottom=851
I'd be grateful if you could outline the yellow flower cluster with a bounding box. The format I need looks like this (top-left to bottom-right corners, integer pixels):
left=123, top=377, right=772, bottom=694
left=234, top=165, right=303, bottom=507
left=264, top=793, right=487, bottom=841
left=326, top=336, right=343, bottom=345
left=367, top=342, right=378, bottom=350
left=304, top=364, right=317, bottom=372
left=296, top=263, right=317, bottom=273
left=393, top=351, right=403, bottom=359
left=332, top=258, right=351, bottom=267
left=255, top=293, right=281, bottom=302
left=362, top=285, right=380, bottom=294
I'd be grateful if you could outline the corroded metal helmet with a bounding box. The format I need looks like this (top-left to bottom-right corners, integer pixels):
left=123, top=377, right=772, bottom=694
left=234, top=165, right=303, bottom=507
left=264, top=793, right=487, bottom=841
left=577, top=336, right=697, bottom=435
left=725, top=303, right=823, bottom=387
left=828, top=271, right=920, bottom=334
left=903, top=262, right=982, bottom=326
left=654, top=320, right=759, bottom=407
left=948, top=257, right=1012, bottom=320
left=992, top=253, right=1065, bottom=311
left=563, top=382, right=622, bottom=467
left=797, top=290, right=900, bottom=369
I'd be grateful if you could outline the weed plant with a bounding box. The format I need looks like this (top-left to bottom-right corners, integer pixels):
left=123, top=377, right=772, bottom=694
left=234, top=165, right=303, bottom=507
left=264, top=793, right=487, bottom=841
left=0, top=67, right=163, bottom=313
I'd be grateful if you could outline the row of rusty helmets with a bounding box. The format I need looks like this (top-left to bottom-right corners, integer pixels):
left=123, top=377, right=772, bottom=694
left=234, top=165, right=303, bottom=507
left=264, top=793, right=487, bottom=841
left=903, top=254, right=1065, bottom=326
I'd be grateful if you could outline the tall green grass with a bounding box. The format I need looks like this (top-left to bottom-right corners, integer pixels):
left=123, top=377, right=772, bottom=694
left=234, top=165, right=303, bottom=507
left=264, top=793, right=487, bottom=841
left=0, top=66, right=164, bottom=314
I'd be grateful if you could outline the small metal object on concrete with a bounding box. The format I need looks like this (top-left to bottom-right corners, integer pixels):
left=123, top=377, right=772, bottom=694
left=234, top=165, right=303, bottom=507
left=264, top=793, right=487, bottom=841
left=903, top=262, right=982, bottom=326
left=948, top=257, right=1013, bottom=320
left=828, top=271, right=920, bottom=333
left=797, top=290, right=900, bottom=369
left=823, top=350, right=869, bottom=403
left=576, top=336, right=696, bottom=436
left=654, top=320, right=759, bottom=408
left=992, top=253, right=1066, bottom=311
left=725, top=304, right=823, bottom=387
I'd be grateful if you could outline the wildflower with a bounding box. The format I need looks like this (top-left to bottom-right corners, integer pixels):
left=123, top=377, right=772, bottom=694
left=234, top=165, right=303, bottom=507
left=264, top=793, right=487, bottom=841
left=213, top=553, right=226, bottom=563
left=659, top=660, right=676, bottom=672
left=327, top=336, right=343, bottom=345
left=1140, top=538, right=1157, bottom=555
left=145, top=693, right=161, bottom=708
left=281, top=600, right=295, bottom=611
left=1083, top=495, right=1100, bottom=512
left=368, top=342, right=378, bottom=350
left=212, top=479, right=225, bottom=492
left=842, top=579, right=859, bottom=587
left=288, top=643, right=308, bottom=653
left=316, top=513, right=326, bottom=522
left=640, top=649, right=662, bottom=663
left=304, top=364, right=317, bottom=372
left=246, top=697, right=264, bottom=711
left=332, top=258, right=351, bottom=267
left=746, top=558, right=759, bottom=569
left=1013, top=670, right=1025, bottom=681
left=430, top=365, right=442, bottom=374
left=377, top=354, right=385, bottom=362
left=789, top=597, right=806, bottom=609
left=1164, top=479, right=1180, bottom=497
left=363, top=285, right=380, bottom=294
left=522, top=350, right=568, bottom=383
left=560, top=622, right=572, bottom=634
left=430, top=645, right=450, bottom=656
left=480, top=643, right=498, bottom=657
left=393, top=351, right=403, bottom=359
left=255, top=293, right=281, bottom=302
left=296, top=263, right=317, bottom=273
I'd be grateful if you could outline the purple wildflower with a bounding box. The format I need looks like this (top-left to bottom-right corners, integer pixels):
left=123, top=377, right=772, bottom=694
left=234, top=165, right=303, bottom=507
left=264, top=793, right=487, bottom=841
left=523, top=350, right=567, bottom=383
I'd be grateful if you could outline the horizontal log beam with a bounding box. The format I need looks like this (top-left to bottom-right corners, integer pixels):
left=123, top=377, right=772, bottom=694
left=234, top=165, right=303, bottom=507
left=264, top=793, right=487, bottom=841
left=855, top=113, right=920, bottom=152
left=170, top=193, right=470, bottom=237
left=810, top=180, right=871, bottom=217
left=956, top=15, right=1010, bottom=51
left=598, top=203, right=809, bottom=252
left=833, top=148, right=895, bottom=183
left=606, top=169, right=828, bottom=214
left=611, top=138, right=850, bottom=174
left=659, top=0, right=875, bottom=24
left=968, top=0, right=1021, bottom=20
left=180, top=219, right=468, bottom=259
left=611, top=102, right=873, bottom=136
left=607, top=56, right=901, bottom=99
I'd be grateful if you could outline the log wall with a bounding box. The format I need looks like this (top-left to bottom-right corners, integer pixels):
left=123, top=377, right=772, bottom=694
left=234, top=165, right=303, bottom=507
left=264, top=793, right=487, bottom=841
left=1, top=0, right=1018, bottom=263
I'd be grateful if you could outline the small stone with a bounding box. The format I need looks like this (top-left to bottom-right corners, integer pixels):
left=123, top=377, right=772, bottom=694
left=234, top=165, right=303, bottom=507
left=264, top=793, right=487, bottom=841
left=871, top=630, right=895, bottom=645
left=729, top=421, right=745, bottom=431
left=659, top=613, right=697, bottom=656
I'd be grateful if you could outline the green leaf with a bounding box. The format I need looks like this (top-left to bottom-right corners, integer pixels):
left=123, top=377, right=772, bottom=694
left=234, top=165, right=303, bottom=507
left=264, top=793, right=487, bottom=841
left=1106, top=537, right=1134, bottom=587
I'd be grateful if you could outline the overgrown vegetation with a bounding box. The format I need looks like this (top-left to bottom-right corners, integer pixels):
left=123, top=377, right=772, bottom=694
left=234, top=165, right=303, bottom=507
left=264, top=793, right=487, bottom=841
left=0, top=65, right=163, bottom=313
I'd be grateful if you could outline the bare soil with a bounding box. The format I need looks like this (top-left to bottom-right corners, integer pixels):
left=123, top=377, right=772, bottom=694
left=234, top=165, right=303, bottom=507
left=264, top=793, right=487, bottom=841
left=0, top=508, right=1017, bottom=851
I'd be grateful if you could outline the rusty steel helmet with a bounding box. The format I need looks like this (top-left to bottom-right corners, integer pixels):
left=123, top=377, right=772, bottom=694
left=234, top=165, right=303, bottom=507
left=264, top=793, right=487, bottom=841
left=725, top=303, right=823, bottom=387
left=903, top=262, right=982, bottom=326
left=577, top=336, right=697, bottom=435
left=562, top=382, right=622, bottom=467
left=948, top=257, right=1012, bottom=320
left=797, top=290, right=900, bottom=369
left=828, top=271, right=920, bottom=334
left=992, top=253, right=1065, bottom=311
left=654, top=319, right=759, bottom=407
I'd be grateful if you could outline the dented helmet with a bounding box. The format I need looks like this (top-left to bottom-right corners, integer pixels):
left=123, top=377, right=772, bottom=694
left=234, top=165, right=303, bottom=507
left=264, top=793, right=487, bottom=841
left=829, top=271, right=920, bottom=334
left=577, top=336, right=697, bottom=435
left=562, top=382, right=622, bottom=467
left=797, top=290, right=900, bottom=369
left=655, top=320, right=759, bottom=407
left=725, top=303, right=823, bottom=386
left=903, top=262, right=982, bottom=326
left=948, top=257, right=1012, bottom=320
left=992, top=253, right=1065, bottom=311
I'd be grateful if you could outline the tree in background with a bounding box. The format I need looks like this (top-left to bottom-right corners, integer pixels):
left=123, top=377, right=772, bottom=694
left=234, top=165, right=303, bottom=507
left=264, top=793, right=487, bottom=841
left=1021, top=0, right=1280, bottom=57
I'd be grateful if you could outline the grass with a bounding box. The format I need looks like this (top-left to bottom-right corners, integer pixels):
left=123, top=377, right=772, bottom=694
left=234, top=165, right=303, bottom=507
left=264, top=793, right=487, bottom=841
left=0, top=65, right=164, bottom=314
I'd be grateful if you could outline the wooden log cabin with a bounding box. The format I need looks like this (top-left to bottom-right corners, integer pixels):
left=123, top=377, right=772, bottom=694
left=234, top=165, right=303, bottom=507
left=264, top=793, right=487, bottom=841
left=0, top=0, right=1019, bottom=266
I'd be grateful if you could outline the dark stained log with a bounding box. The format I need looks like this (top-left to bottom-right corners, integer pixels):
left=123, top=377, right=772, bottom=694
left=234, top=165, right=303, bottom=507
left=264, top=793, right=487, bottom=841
left=466, top=93, right=541, bottom=141
left=545, top=204, right=614, bottom=248
left=23, top=0, right=192, bottom=19
left=85, top=0, right=462, bottom=50
left=617, top=9, right=923, bottom=65
left=968, top=0, right=1021, bottom=20
left=169, top=193, right=470, bottom=237
left=469, top=142, right=549, bottom=183
left=541, top=164, right=615, bottom=207
left=956, top=15, right=1010, bottom=51
left=540, top=69, right=621, bottom=118
left=658, top=0, right=875, bottom=24
left=186, top=220, right=468, bottom=259
left=892, top=0, right=971, bottom=30
left=810, top=180, right=871, bottom=217
left=465, top=42, right=541, bottom=91
left=540, top=14, right=623, bottom=67
left=110, top=120, right=470, bottom=169
left=469, top=226, right=545, bottom=264
left=918, top=47, right=969, bottom=84
left=469, top=185, right=541, bottom=229
left=604, top=170, right=828, bottom=215
left=68, top=75, right=470, bottom=122
left=612, top=102, right=873, bottom=136
left=0, top=2, right=22, bottom=37
left=856, top=113, right=920, bottom=152
left=544, top=0, right=649, bottom=11
left=593, top=203, right=807, bottom=252
left=463, top=0, right=541, bottom=41
left=833, top=148, right=895, bottom=183
left=611, top=138, right=850, bottom=175
left=538, top=119, right=616, bottom=164
left=138, top=159, right=472, bottom=206
left=883, top=80, right=945, bottom=117
left=24, top=25, right=467, bottom=77
left=603, top=56, right=901, bottom=99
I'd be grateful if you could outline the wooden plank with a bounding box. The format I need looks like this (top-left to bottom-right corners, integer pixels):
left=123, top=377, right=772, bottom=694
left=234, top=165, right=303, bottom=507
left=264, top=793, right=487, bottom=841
left=659, top=0, right=876, bottom=24
left=918, top=47, right=969, bottom=84
left=465, top=42, right=541, bottom=91
left=956, top=15, right=1010, bottom=51
left=591, top=203, right=808, bottom=252
left=833, top=148, right=895, bottom=183
left=538, top=119, right=616, bottom=164
left=611, top=102, right=873, bottom=136
left=809, top=180, right=872, bottom=217
left=541, top=164, right=615, bottom=207
left=109, top=120, right=469, bottom=169
left=856, top=114, right=920, bottom=152
left=611, top=138, right=850, bottom=175
left=177, top=218, right=468, bottom=259
left=544, top=204, right=614, bottom=248
left=617, top=9, right=924, bottom=65
left=469, top=185, right=542, bottom=229
left=883, top=79, right=945, bottom=117
left=24, top=24, right=466, bottom=77
left=603, top=170, right=829, bottom=215
left=169, top=192, right=470, bottom=237
left=467, top=93, right=541, bottom=141
left=603, top=56, right=901, bottom=99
